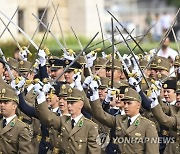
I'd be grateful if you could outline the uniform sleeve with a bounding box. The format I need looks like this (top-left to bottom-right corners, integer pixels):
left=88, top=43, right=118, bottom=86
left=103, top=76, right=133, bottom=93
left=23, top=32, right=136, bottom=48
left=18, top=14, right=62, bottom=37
left=90, top=99, right=116, bottom=128
left=145, top=122, right=159, bottom=154
left=18, top=93, right=38, bottom=119
left=152, top=104, right=176, bottom=129
left=87, top=123, right=101, bottom=154
left=139, top=90, right=151, bottom=110
left=35, top=101, right=61, bottom=130
left=18, top=125, right=32, bottom=154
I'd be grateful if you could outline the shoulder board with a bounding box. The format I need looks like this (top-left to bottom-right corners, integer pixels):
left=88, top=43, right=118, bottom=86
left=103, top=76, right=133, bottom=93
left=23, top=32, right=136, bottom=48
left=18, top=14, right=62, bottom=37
left=84, top=117, right=96, bottom=124
left=141, top=116, right=155, bottom=124
left=17, top=119, right=28, bottom=125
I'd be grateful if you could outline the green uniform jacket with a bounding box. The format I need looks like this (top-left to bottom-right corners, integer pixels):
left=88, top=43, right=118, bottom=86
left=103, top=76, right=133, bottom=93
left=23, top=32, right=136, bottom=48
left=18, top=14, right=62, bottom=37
left=0, top=116, right=32, bottom=154
left=152, top=104, right=180, bottom=154
left=90, top=99, right=159, bottom=154
left=35, top=101, right=101, bottom=154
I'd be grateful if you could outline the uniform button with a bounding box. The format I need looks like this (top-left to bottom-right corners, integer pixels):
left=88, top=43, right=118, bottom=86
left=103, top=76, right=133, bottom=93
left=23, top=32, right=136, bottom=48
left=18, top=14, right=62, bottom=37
left=68, top=147, right=70, bottom=149
left=177, top=132, right=179, bottom=135
left=69, top=139, right=71, bottom=142
left=176, top=146, right=178, bottom=149
left=123, top=144, right=126, bottom=146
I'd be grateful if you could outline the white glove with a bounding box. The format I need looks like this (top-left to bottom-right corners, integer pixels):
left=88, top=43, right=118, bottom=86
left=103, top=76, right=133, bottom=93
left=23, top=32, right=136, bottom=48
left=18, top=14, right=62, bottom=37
left=73, top=72, right=83, bottom=91
left=33, top=83, right=43, bottom=95
left=19, top=49, right=28, bottom=61
left=85, top=52, right=97, bottom=68
left=83, top=76, right=93, bottom=89
left=89, top=80, right=99, bottom=101
left=128, top=77, right=141, bottom=92
left=131, top=55, right=139, bottom=73
left=104, top=88, right=117, bottom=103
left=42, top=82, right=53, bottom=93
left=19, top=47, right=31, bottom=61
left=150, top=80, right=161, bottom=96
left=36, top=91, right=46, bottom=104
left=11, top=77, right=26, bottom=95
left=38, top=49, right=46, bottom=66
left=102, top=52, right=107, bottom=59
left=123, top=54, right=132, bottom=68
left=148, top=90, right=159, bottom=108
left=63, top=49, right=75, bottom=60
left=33, top=82, right=47, bottom=104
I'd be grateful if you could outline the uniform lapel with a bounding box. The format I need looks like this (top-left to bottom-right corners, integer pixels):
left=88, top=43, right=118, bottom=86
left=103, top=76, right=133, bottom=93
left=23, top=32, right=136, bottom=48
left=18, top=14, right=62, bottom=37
left=121, top=116, right=129, bottom=131
left=126, top=115, right=141, bottom=134
left=0, top=116, right=17, bottom=135
left=69, top=116, right=84, bottom=137
left=64, top=116, right=72, bottom=133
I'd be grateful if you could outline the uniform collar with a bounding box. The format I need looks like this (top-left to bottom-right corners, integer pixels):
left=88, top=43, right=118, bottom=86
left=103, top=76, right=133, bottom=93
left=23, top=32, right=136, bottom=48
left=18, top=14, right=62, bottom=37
left=3, top=114, right=16, bottom=125
left=52, top=106, right=59, bottom=113
left=71, top=114, right=83, bottom=126
left=169, top=100, right=176, bottom=106
left=128, top=113, right=140, bottom=125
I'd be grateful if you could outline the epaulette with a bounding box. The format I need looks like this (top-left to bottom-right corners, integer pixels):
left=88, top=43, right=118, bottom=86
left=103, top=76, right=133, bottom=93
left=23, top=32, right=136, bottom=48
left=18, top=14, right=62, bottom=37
left=84, top=117, right=96, bottom=124
left=17, top=119, right=29, bottom=126
left=141, top=116, right=155, bottom=124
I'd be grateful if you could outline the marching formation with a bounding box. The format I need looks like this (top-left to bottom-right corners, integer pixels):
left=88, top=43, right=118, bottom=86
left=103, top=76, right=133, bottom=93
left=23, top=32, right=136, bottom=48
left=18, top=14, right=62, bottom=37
left=0, top=5, right=180, bottom=154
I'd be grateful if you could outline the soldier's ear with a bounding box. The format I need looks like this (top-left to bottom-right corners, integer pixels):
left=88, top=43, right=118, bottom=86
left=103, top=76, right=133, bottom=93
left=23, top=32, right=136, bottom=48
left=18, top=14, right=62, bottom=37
left=79, top=100, right=84, bottom=109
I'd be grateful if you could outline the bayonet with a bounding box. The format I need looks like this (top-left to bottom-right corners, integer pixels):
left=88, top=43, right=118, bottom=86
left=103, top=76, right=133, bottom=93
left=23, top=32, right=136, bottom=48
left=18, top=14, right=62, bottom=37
left=116, top=26, right=150, bottom=88
left=70, top=26, right=93, bottom=77
left=111, top=18, right=115, bottom=88
left=0, top=6, right=19, bottom=38
left=52, top=2, right=67, bottom=48
left=143, top=8, right=180, bottom=72
left=96, top=4, right=106, bottom=55
left=51, top=32, right=99, bottom=85
left=32, top=13, right=68, bottom=55
left=107, top=10, right=146, bottom=56
left=43, top=3, right=59, bottom=46
left=172, top=28, right=180, bottom=54
left=0, top=10, right=39, bottom=50
left=26, top=0, right=50, bottom=50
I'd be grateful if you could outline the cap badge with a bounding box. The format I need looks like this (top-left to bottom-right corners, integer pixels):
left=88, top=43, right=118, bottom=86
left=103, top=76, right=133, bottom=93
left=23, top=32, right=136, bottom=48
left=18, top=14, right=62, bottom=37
left=163, top=84, right=167, bottom=88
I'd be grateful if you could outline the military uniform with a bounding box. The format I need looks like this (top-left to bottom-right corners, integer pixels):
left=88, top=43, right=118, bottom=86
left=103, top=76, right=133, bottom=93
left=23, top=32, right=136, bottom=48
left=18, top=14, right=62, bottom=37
left=152, top=104, right=180, bottom=154
left=151, top=80, right=180, bottom=154
left=0, top=87, right=32, bottom=153
left=35, top=87, right=101, bottom=154
left=90, top=88, right=159, bottom=154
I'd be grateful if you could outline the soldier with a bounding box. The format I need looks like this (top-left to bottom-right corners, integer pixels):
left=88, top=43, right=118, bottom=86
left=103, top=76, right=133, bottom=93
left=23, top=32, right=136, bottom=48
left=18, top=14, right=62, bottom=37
left=150, top=80, right=180, bottom=154
left=35, top=86, right=101, bottom=154
left=162, top=79, right=176, bottom=105
left=106, top=59, right=123, bottom=83
left=88, top=78, right=159, bottom=154
left=63, top=59, right=82, bottom=85
left=98, top=77, right=109, bottom=102
left=3, top=57, right=19, bottom=83
left=0, top=87, right=32, bottom=153
left=93, top=57, right=107, bottom=78
left=154, top=56, right=171, bottom=77
left=48, top=57, right=65, bottom=81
